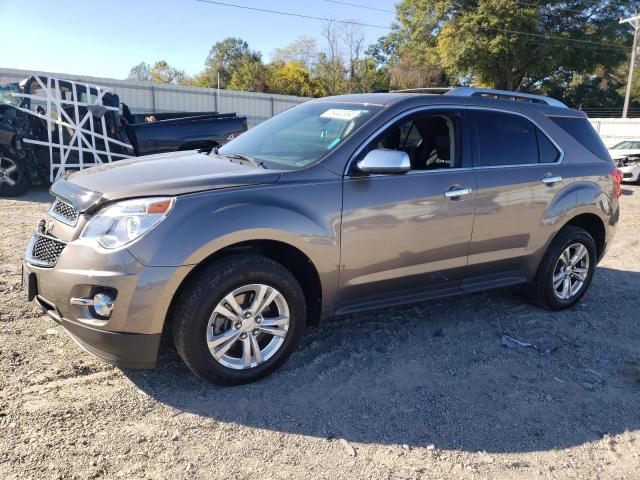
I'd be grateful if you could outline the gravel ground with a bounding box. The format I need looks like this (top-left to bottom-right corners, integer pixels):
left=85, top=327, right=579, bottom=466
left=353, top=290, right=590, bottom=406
left=1, top=185, right=639, bottom=480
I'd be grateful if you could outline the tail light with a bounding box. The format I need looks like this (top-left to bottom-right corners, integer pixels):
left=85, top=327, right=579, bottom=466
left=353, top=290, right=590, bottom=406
left=225, top=131, right=244, bottom=143
left=611, top=167, right=623, bottom=198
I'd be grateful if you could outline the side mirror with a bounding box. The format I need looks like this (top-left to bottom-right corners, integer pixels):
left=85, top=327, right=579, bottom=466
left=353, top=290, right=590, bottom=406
left=356, top=149, right=410, bottom=174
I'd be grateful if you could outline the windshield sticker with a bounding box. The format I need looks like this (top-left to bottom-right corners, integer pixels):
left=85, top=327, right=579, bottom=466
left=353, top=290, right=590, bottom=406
left=320, top=109, right=367, bottom=121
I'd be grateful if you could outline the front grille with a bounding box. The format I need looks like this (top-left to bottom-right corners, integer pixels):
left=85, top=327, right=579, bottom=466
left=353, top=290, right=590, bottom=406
left=30, top=234, right=67, bottom=267
left=50, top=199, right=79, bottom=225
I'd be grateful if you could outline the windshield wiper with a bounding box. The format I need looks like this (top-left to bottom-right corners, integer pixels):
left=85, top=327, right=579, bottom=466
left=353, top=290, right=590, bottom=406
left=228, top=153, right=268, bottom=169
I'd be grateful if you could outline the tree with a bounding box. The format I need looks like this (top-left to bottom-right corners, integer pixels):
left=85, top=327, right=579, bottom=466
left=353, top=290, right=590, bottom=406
left=380, top=0, right=632, bottom=92
left=266, top=61, right=320, bottom=97
left=127, top=62, right=151, bottom=82
left=314, top=21, right=347, bottom=95
left=148, top=60, right=187, bottom=85
left=228, top=56, right=268, bottom=92
left=271, top=36, right=318, bottom=70
left=200, top=37, right=261, bottom=88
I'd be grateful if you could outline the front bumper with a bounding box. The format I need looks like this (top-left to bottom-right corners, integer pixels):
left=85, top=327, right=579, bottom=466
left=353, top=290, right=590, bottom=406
left=23, top=239, right=191, bottom=369
left=618, top=164, right=640, bottom=182
left=32, top=293, right=160, bottom=368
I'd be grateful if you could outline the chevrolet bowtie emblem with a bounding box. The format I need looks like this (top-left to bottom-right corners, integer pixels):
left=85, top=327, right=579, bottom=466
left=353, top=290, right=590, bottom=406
left=45, top=220, right=55, bottom=235
left=38, top=219, right=54, bottom=236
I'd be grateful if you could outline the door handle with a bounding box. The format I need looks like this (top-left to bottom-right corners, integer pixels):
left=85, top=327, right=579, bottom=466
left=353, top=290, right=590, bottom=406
left=541, top=175, right=562, bottom=185
left=444, top=187, right=472, bottom=198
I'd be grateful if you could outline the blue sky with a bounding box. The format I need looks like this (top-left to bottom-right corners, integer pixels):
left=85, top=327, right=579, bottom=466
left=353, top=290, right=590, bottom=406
left=0, top=0, right=397, bottom=79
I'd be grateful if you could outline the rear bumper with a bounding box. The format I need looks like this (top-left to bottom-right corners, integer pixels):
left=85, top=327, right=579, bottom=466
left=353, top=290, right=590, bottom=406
left=35, top=294, right=160, bottom=368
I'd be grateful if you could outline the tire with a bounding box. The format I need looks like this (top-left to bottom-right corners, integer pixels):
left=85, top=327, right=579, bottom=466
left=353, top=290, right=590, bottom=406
left=0, top=154, right=31, bottom=197
left=526, top=226, right=597, bottom=310
left=172, top=255, right=306, bottom=385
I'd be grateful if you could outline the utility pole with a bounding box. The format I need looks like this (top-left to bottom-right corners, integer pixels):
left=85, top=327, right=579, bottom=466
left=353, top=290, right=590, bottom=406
left=621, top=13, right=640, bottom=118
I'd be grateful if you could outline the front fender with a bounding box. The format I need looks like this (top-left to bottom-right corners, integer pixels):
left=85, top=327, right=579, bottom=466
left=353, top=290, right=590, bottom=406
left=127, top=181, right=343, bottom=305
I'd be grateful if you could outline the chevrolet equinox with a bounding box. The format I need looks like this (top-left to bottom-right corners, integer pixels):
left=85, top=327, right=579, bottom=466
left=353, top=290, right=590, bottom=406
left=23, top=88, right=621, bottom=385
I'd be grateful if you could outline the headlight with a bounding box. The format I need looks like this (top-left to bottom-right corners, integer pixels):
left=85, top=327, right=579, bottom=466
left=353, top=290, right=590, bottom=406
left=80, top=197, right=174, bottom=249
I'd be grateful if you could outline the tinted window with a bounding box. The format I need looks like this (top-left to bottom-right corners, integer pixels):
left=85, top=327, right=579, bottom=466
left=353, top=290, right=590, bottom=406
left=474, top=111, right=538, bottom=166
left=537, top=129, right=560, bottom=163
left=549, top=116, right=610, bottom=160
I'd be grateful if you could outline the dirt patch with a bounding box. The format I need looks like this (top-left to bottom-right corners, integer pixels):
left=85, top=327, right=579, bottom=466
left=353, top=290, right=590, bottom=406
left=1, top=185, right=639, bottom=479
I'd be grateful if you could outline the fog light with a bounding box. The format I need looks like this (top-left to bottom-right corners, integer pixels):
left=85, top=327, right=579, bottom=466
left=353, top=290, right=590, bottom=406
left=93, top=293, right=115, bottom=317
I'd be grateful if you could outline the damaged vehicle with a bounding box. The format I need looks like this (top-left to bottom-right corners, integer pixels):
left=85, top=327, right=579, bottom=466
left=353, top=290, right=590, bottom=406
left=608, top=140, right=640, bottom=183
left=0, top=76, right=247, bottom=197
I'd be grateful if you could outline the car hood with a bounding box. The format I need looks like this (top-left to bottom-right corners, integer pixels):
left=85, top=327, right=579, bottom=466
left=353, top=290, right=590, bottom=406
left=608, top=148, right=640, bottom=159
left=52, top=150, right=281, bottom=211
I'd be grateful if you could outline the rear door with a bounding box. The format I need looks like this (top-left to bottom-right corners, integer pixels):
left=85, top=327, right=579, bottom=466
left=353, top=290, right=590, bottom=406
left=463, top=108, right=571, bottom=290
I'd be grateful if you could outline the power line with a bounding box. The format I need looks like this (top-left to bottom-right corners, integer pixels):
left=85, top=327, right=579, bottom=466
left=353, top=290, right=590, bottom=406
left=195, top=0, right=390, bottom=29
left=195, top=0, right=630, bottom=52
left=514, top=1, right=587, bottom=14
left=323, top=0, right=395, bottom=14
left=480, top=26, right=629, bottom=50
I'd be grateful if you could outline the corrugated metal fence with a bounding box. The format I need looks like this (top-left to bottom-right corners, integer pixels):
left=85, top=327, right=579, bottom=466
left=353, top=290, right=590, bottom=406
left=0, top=67, right=309, bottom=127
left=1, top=67, right=638, bottom=142
left=589, top=118, right=640, bottom=147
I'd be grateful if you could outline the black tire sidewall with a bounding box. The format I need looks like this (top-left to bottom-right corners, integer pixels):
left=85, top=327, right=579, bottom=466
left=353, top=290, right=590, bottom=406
left=538, top=229, right=597, bottom=310
left=174, top=257, right=306, bottom=385
left=0, top=155, right=31, bottom=197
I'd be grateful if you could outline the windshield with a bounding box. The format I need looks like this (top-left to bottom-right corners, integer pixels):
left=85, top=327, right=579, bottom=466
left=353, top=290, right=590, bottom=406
left=0, top=82, right=21, bottom=107
left=217, top=102, right=382, bottom=169
left=612, top=141, right=640, bottom=150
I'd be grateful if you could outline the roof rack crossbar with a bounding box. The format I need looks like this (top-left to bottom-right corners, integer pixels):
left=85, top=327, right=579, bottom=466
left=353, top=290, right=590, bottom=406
left=446, top=87, right=568, bottom=108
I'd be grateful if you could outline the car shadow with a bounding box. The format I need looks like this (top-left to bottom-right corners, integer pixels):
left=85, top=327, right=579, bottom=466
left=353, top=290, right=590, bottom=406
left=124, top=266, right=640, bottom=453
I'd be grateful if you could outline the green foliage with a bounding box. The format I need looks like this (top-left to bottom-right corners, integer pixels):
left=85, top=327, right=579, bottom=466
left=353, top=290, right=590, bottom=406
left=266, top=61, right=321, bottom=97
left=149, top=60, right=187, bottom=85
left=389, top=0, right=632, bottom=94
left=127, top=60, right=187, bottom=85
left=228, top=56, right=268, bottom=92
left=200, top=37, right=261, bottom=88
left=125, top=3, right=640, bottom=114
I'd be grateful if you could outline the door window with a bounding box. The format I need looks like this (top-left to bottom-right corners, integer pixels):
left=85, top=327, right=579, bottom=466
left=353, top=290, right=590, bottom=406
left=474, top=110, right=559, bottom=166
left=370, top=113, right=460, bottom=170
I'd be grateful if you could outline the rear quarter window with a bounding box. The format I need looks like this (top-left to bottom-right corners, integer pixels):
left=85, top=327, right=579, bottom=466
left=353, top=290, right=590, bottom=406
left=548, top=116, right=611, bottom=161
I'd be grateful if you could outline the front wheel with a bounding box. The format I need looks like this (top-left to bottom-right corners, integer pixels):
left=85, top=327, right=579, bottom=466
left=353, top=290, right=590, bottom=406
left=527, top=226, right=597, bottom=310
left=0, top=154, right=31, bottom=197
left=172, top=255, right=306, bottom=385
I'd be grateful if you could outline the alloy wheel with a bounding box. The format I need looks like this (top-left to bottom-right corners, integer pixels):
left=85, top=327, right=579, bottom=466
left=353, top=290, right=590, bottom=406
left=0, top=156, right=20, bottom=187
left=206, top=283, right=290, bottom=370
left=552, top=242, right=590, bottom=301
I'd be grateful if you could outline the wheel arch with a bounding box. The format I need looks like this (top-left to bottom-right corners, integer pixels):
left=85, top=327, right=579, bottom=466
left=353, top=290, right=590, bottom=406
left=561, top=213, right=606, bottom=260
left=164, top=239, right=323, bottom=339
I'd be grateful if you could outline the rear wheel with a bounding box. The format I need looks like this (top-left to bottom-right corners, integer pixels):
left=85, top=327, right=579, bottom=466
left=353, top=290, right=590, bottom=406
left=172, top=255, right=306, bottom=385
left=527, top=226, right=596, bottom=310
left=0, top=154, right=31, bottom=197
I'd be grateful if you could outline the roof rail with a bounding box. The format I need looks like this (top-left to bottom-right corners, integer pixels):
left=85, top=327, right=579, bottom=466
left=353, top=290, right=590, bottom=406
left=446, top=87, right=568, bottom=108
left=392, top=87, right=453, bottom=95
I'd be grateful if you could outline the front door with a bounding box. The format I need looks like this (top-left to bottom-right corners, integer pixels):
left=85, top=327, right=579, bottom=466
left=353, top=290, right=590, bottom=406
left=338, top=108, right=476, bottom=312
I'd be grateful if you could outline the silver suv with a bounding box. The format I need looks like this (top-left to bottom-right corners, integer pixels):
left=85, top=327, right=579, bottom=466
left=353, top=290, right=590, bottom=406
left=23, top=88, right=621, bottom=385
